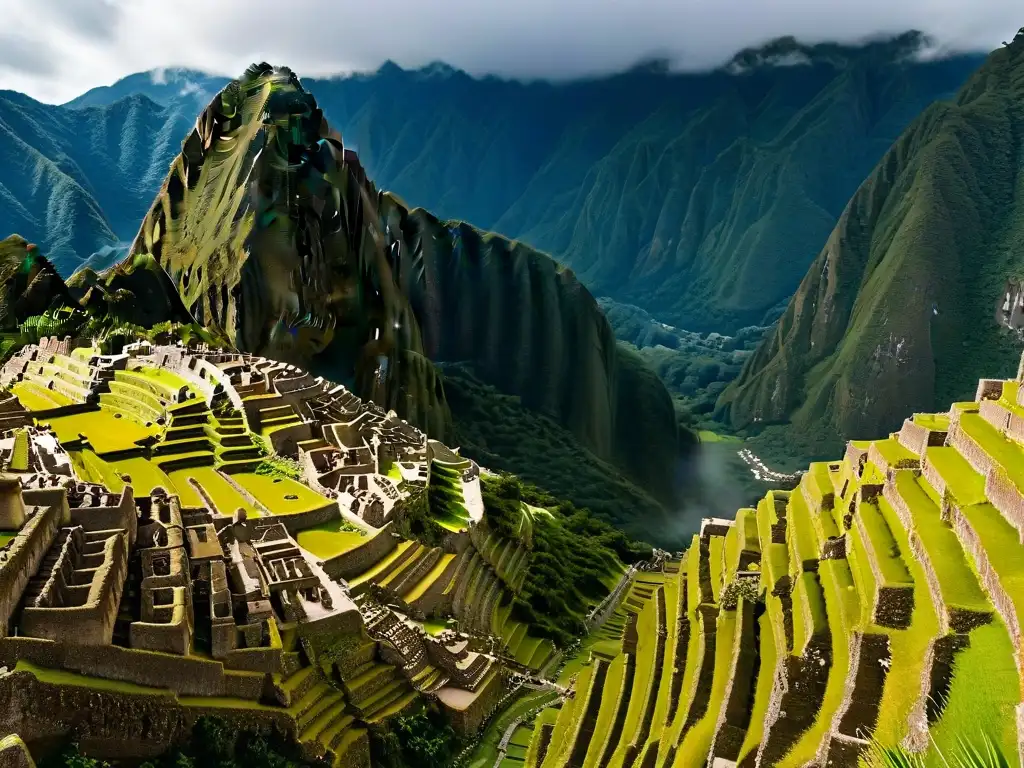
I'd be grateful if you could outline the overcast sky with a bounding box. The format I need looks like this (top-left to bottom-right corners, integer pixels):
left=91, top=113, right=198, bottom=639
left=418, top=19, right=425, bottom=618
left=0, top=0, right=1019, bottom=103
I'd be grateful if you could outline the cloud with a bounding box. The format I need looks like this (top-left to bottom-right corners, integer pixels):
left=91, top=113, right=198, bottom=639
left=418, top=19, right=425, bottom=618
left=0, top=32, right=58, bottom=77
left=0, top=0, right=1018, bottom=103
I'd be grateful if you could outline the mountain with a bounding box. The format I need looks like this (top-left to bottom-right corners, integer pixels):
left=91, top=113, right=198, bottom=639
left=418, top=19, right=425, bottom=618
left=717, top=29, right=1024, bottom=464
left=55, top=35, right=982, bottom=335
left=76, top=64, right=689, bottom=539
left=0, top=88, right=214, bottom=273
left=64, top=67, right=229, bottom=110
left=294, top=33, right=983, bottom=334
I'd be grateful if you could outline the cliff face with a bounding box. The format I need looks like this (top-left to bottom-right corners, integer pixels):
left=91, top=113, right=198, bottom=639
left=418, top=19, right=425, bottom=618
left=96, top=64, right=681, bottom=505
left=717, top=34, right=1024, bottom=457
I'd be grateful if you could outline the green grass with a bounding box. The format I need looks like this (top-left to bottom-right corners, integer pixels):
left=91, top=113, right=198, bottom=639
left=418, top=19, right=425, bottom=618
left=110, top=456, right=175, bottom=498
left=180, top=466, right=257, bottom=517
left=16, top=660, right=174, bottom=696
left=68, top=449, right=125, bottom=492
left=957, top=501, right=1024, bottom=636
left=787, top=489, right=821, bottom=572
left=11, top=381, right=73, bottom=410
left=870, top=495, right=940, bottom=745
left=858, top=501, right=913, bottom=586
left=0, top=531, right=16, bottom=548
left=888, top=475, right=989, bottom=611
left=927, top=620, right=1022, bottom=759
left=958, top=413, right=1024, bottom=493
left=872, top=438, right=918, bottom=467
left=736, top=610, right=779, bottom=763
left=233, top=472, right=329, bottom=515
left=296, top=520, right=369, bottom=559
left=43, top=408, right=159, bottom=454
left=580, top=652, right=625, bottom=768
left=708, top=535, right=724, bottom=603
left=676, top=608, right=738, bottom=765
left=925, top=446, right=987, bottom=505
left=698, top=430, right=742, bottom=444
left=791, top=572, right=827, bottom=655
left=912, top=412, right=950, bottom=431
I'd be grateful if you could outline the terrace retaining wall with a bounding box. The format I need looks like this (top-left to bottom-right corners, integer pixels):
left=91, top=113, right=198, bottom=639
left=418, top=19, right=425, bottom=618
left=321, top=524, right=398, bottom=581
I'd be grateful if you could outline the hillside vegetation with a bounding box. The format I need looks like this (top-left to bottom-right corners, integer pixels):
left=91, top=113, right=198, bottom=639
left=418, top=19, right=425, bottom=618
left=718, top=31, right=1024, bottom=464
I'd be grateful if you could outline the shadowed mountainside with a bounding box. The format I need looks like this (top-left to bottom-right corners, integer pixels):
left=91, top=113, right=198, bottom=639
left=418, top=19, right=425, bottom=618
left=717, top=31, right=1024, bottom=463
left=76, top=64, right=687, bottom=536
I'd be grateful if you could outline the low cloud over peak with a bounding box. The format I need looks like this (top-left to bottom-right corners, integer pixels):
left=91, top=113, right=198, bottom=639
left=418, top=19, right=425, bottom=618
left=0, top=0, right=1018, bottom=103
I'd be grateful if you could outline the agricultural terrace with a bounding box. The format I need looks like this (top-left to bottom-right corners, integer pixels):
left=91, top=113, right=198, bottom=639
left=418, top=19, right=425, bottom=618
left=515, top=369, right=1024, bottom=766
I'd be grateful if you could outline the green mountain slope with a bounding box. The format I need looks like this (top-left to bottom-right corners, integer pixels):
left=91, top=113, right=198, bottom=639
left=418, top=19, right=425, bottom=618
left=717, top=31, right=1024, bottom=462
left=85, top=64, right=688, bottom=537
left=0, top=89, right=212, bottom=273
left=302, top=35, right=981, bottom=333
left=58, top=36, right=981, bottom=334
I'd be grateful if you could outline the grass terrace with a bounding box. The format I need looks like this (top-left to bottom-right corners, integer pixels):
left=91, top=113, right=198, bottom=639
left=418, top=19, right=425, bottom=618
left=676, top=607, right=738, bottom=765
left=928, top=620, right=1022, bottom=758
left=0, top=531, right=16, bottom=549
left=957, top=501, right=1024, bottom=628
left=787, top=490, right=820, bottom=574
left=736, top=609, right=779, bottom=763
left=68, top=450, right=125, bottom=492
left=233, top=472, right=328, bottom=515
left=889, top=474, right=990, bottom=613
left=870, top=495, right=940, bottom=744
left=925, top=446, right=987, bottom=506
left=857, top=500, right=913, bottom=587
left=872, top=437, right=918, bottom=468
left=174, top=466, right=259, bottom=517
left=43, top=409, right=159, bottom=454
left=791, top=572, right=827, bottom=656
left=111, top=456, right=174, bottom=498
left=958, top=413, right=1024, bottom=493
left=428, top=461, right=472, bottom=532
left=11, top=381, right=73, bottom=411
left=912, top=412, right=950, bottom=432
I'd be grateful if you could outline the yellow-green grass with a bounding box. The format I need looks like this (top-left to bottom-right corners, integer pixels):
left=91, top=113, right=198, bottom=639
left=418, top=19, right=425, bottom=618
left=607, top=595, right=659, bottom=768
left=43, top=409, right=158, bottom=454
left=847, top=521, right=880, bottom=627
left=350, top=541, right=414, bottom=588
left=925, top=446, right=987, bottom=505
left=736, top=608, right=780, bottom=763
left=543, top=664, right=590, bottom=767
left=787, top=490, right=820, bottom=573
left=781, top=561, right=858, bottom=765
left=642, top=576, right=680, bottom=748
left=386, top=462, right=403, bottom=482
left=958, top=501, right=1024, bottom=632
left=724, top=524, right=739, bottom=579
left=860, top=461, right=886, bottom=485
left=403, top=553, right=456, bottom=602
left=423, top=618, right=451, bottom=636
left=805, top=463, right=833, bottom=507
left=756, top=496, right=788, bottom=590
left=675, top=608, right=739, bottom=767
left=857, top=501, right=913, bottom=586
left=927, top=620, right=1022, bottom=759
left=16, top=660, right=173, bottom=696
left=133, top=366, right=191, bottom=392
left=872, top=438, right=918, bottom=468
left=698, top=430, right=743, bottom=443
left=523, top=707, right=561, bottom=768
left=958, top=413, right=1024, bottom=493
left=168, top=466, right=256, bottom=516
left=12, top=380, right=73, bottom=410
left=553, top=660, right=602, bottom=765
left=580, top=656, right=627, bottom=766
left=708, top=535, right=725, bottom=604
left=0, top=531, right=16, bottom=548
left=888, top=475, right=989, bottom=611
left=68, top=449, right=126, bottom=492
left=296, top=521, right=369, bottom=559
left=791, top=572, right=827, bottom=656
left=912, top=412, right=950, bottom=431
left=110, top=456, right=175, bottom=498
left=870, top=497, right=940, bottom=744
left=233, top=472, right=328, bottom=515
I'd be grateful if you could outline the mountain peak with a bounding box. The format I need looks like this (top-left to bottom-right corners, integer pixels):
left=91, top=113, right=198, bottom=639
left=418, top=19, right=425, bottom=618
left=723, top=30, right=934, bottom=74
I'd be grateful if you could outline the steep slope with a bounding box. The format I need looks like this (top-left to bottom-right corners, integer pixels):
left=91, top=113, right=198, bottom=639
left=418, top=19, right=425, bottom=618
left=301, top=34, right=981, bottom=333
left=92, top=63, right=684, bottom=525
left=0, top=89, right=212, bottom=273
left=718, top=31, right=1024, bottom=462
left=57, top=36, right=981, bottom=333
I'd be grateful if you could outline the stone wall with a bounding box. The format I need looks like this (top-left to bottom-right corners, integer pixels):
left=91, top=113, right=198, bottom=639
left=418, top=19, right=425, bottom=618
left=21, top=531, right=128, bottom=646
left=321, top=524, right=397, bottom=580
left=0, top=505, right=59, bottom=639
left=984, top=468, right=1024, bottom=541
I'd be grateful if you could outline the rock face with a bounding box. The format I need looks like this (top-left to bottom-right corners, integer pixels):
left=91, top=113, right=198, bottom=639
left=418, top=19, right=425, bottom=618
left=717, top=33, right=1024, bottom=456
left=0, top=237, right=73, bottom=330
left=96, top=64, right=681, bottom=505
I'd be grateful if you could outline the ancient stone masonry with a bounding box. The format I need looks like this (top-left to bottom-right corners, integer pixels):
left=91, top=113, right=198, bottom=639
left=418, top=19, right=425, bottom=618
left=0, top=341, right=553, bottom=765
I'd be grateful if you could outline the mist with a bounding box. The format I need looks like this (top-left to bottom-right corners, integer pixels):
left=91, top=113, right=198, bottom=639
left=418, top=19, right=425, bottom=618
left=0, top=0, right=1019, bottom=103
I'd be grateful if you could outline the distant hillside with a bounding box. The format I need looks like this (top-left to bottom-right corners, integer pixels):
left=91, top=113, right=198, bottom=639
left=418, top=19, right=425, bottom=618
left=55, top=35, right=982, bottom=334
left=717, top=30, right=1024, bottom=464
left=0, top=89, right=209, bottom=273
